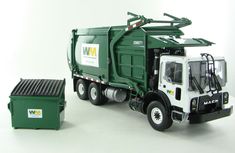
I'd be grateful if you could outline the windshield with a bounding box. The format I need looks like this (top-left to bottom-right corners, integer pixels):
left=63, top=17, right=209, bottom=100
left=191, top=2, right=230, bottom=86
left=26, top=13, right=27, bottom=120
left=188, top=60, right=227, bottom=91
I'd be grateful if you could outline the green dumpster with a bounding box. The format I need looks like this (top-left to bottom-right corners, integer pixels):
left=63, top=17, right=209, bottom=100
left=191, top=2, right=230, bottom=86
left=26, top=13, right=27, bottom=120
left=8, top=79, right=66, bottom=130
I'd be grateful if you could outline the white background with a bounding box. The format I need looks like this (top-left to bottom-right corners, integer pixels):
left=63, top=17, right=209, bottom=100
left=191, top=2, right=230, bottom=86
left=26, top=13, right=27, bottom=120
left=0, top=0, right=235, bottom=153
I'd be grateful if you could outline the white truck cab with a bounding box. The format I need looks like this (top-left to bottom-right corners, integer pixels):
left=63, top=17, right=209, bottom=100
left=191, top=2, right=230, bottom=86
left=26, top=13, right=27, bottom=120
left=157, top=54, right=232, bottom=125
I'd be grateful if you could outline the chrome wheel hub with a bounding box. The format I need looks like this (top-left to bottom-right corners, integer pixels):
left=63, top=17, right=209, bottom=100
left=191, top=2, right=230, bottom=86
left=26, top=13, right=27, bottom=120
left=90, top=87, right=97, bottom=100
left=78, top=83, right=85, bottom=95
left=151, top=107, right=163, bottom=125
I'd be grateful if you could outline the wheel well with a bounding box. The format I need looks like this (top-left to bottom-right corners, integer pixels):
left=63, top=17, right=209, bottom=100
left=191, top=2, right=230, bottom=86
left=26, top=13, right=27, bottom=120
left=73, top=77, right=79, bottom=92
left=74, top=77, right=107, bottom=93
left=143, top=90, right=171, bottom=114
left=73, top=77, right=91, bottom=92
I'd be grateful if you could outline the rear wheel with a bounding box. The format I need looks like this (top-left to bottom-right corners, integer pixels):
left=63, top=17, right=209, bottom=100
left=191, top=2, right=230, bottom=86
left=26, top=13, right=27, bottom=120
left=88, top=82, right=107, bottom=105
left=76, top=79, right=88, bottom=100
left=147, top=101, right=173, bottom=131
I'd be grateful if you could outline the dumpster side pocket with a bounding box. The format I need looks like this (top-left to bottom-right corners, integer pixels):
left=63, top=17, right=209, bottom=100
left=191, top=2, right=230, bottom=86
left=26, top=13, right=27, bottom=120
left=60, top=101, right=66, bottom=112
left=8, top=102, right=13, bottom=115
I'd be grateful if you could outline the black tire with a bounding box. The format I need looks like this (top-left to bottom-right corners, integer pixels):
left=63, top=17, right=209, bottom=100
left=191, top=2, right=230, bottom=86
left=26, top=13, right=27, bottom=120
left=76, top=79, right=88, bottom=100
left=88, top=82, right=107, bottom=105
left=147, top=101, right=173, bottom=131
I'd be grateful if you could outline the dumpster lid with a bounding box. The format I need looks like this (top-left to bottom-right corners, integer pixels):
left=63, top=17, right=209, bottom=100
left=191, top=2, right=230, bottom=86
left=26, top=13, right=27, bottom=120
left=11, top=79, right=65, bottom=97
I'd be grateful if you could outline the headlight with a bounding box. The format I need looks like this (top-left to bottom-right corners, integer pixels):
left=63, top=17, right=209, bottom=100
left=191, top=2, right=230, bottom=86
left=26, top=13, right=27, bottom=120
left=191, top=98, right=198, bottom=112
left=192, top=99, right=197, bottom=106
left=223, top=92, right=229, bottom=104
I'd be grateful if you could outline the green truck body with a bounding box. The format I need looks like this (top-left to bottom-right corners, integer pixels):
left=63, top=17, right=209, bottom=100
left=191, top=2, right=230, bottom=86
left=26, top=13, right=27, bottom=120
left=68, top=14, right=211, bottom=95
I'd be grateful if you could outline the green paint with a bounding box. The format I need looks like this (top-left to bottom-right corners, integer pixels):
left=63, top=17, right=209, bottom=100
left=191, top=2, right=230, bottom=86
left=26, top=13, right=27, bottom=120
left=68, top=12, right=212, bottom=96
left=8, top=79, right=66, bottom=130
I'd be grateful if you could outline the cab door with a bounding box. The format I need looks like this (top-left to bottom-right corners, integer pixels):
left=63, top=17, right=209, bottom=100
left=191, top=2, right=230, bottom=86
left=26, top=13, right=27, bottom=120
left=159, top=58, right=184, bottom=106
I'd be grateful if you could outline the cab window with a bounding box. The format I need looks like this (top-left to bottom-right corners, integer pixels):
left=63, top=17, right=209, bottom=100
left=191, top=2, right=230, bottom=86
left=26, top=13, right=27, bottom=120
left=164, top=62, right=182, bottom=84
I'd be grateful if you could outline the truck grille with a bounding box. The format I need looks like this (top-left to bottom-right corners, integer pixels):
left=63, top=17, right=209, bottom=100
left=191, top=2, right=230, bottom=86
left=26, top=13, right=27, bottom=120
left=198, top=93, right=222, bottom=113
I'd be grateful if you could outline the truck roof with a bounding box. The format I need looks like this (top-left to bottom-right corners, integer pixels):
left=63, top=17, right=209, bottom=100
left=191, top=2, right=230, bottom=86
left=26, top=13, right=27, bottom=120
left=76, top=25, right=183, bottom=36
left=76, top=25, right=213, bottom=48
left=75, top=12, right=213, bottom=48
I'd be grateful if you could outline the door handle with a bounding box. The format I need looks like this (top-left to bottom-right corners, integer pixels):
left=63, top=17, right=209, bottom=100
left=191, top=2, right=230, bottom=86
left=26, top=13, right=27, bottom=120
left=175, top=87, right=181, bottom=100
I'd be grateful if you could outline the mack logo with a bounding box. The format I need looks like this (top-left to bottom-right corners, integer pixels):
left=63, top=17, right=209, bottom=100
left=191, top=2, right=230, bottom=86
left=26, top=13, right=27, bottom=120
left=204, top=99, right=218, bottom=105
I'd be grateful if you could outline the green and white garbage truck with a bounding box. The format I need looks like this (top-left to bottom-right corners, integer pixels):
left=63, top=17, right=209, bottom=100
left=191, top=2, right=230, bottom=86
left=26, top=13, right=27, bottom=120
left=67, top=12, right=233, bottom=131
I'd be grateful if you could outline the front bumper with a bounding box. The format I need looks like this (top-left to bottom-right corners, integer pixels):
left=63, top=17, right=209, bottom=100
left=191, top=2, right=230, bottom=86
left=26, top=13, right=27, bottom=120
left=189, top=106, right=233, bottom=124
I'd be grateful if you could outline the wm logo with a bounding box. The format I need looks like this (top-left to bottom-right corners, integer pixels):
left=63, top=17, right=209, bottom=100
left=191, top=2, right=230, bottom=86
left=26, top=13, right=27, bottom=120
left=28, top=109, right=43, bottom=118
left=82, top=47, right=97, bottom=57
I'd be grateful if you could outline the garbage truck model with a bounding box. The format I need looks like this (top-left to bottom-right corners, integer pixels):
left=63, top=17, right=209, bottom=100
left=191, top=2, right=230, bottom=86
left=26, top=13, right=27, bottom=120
left=67, top=12, right=233, bottom=131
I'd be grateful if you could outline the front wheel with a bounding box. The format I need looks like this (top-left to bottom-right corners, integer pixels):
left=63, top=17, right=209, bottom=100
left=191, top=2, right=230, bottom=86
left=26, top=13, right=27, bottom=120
left=147, top=101, right=173, bottom=131
left=76, top=79, right=88, bottom=100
